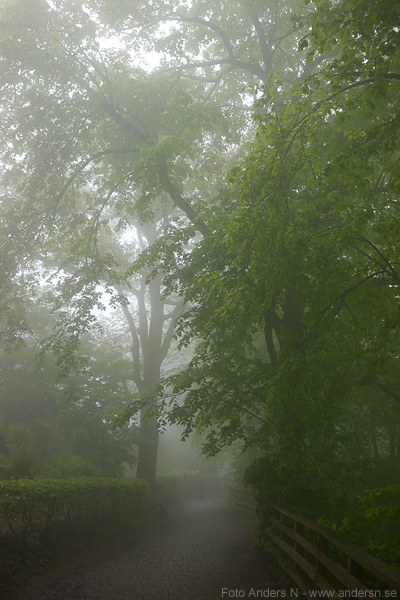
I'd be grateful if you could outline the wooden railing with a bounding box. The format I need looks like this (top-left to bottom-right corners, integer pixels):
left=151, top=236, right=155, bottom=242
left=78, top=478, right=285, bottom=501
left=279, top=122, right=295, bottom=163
left=224, top=480, right=400, bottom=596
left=224, top=478, right=256, bottom=516
left=268, top=503, right=400, bottom=597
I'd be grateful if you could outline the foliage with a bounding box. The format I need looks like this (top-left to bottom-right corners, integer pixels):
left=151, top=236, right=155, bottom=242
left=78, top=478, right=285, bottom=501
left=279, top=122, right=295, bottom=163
left=0, top=477, right=149, bottom=557
left=329, top=485, right=400, bottom=569
left=0, top=315, right=138, bottom=479
left=155, top=0, right=400, bottom=528
left=4, top=424, right=43, bottom=479
left=51, top=454, right=104, bottom=479
left=154, top=469, right=196, bottom=503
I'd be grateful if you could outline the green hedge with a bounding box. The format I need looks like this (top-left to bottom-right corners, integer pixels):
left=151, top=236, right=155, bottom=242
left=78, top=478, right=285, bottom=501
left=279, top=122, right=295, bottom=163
left=0, top=477, right=149, bottom=544
left=155, top=469, right=196, bottom=503
left=155, top=470, right=219, bottom=503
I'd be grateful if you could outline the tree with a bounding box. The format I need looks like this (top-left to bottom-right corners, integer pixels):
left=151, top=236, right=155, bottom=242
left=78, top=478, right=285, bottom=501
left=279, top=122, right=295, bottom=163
left=3, top=0, right=297, bottom=482
left=156, top=0, right=400, bottom=515
left=94, top=0, right=317, bottom=87
left=0, top=304, right=138, bottom=478
left=0, top=0, right=225, bottom=480
left=107, top=216, right=185, bottom=483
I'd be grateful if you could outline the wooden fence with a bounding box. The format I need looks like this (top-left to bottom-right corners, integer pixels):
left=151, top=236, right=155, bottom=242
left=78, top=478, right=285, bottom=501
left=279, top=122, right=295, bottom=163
left=269, top=503, right=400, bottom=597
left=224, top=478, right=256, bottom=516
left=224, top=480, right=400, bottom=596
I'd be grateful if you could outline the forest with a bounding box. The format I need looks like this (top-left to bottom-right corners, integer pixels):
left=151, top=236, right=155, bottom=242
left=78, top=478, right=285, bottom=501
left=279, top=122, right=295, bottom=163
left=0, top=0, right=399, bottom=582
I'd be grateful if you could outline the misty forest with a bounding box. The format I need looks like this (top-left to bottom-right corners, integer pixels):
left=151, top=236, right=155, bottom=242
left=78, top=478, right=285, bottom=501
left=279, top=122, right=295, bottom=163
left=0, top=0, right=400, bottom=597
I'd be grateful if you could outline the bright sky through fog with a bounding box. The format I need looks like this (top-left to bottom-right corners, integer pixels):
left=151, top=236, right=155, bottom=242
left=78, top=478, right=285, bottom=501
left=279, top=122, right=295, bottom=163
left=99, top=34, right=164, bottom=71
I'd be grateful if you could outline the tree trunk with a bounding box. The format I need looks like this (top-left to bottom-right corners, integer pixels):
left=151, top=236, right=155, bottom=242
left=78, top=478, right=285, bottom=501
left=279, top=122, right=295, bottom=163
left=388, top=423, right=396, bottom=471
left=371, top=417, right=379, bottom=461
left=277, top=287, right=307, bottom=451
left=134, top=252, right=165, bottom=485
left=136, top=406, right=159, bottom=485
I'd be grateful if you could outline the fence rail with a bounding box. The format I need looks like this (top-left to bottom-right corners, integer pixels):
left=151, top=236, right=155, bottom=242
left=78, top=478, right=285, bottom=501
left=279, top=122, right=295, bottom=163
left=224, top=481, right=400, bottom=596
left=269, top=504, right=400, bottom=597
left=224, top=478, right=256, bottom=516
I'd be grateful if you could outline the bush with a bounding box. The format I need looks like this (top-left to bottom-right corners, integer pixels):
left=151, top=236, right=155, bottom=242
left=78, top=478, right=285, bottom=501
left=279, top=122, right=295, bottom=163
left=51, top=454, right=104, bottom=478
left=155, top=469, right=219, bottom=503
left=155, top=470, right=196, bottom=503
left=336, top=484, right=400, bottom=569
left=0, top=477, right=149, bottom=542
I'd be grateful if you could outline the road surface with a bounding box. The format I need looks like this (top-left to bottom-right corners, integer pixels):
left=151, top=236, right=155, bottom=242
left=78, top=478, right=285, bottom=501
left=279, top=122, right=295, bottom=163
left=6, top=496, right=280, bottom=600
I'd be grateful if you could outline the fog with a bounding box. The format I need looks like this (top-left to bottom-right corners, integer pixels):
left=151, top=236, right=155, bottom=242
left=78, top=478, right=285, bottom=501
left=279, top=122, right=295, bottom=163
left=1, top=0, right=399, bottom=596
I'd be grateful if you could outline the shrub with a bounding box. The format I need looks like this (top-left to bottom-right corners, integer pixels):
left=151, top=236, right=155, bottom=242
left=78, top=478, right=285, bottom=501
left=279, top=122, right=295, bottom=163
left=51, top=454, right=103, bottom=478
left=155, top=470, right=196, bottom=503
left=336, top=484, right=400, bottom=569
left=6, top=424, right=44, bottom=479
left=154, top=469, right=219, bottom=503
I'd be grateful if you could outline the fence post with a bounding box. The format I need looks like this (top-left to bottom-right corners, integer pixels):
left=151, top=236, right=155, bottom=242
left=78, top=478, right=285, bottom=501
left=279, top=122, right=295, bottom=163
left=316, top=533, right=329, bottom=584
left=295, top=521, right=305, bottom=578
left=348, top=558, right=363, bottom=582
left=278, top=507, right=285, bottom=564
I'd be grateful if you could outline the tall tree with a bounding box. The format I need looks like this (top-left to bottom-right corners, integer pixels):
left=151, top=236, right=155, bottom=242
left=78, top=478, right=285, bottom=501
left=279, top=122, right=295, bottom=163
left=0, top=0, right=225, bottom=479
left=108, top=216, right=184, bottom=483
left=156, top=0, right=400, bottom=514
left=0, top=299, right=138, bottom=479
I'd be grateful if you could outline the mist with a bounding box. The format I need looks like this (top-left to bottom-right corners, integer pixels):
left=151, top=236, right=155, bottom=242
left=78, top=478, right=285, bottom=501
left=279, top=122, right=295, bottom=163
left=0, top=0, right=399, bottom=597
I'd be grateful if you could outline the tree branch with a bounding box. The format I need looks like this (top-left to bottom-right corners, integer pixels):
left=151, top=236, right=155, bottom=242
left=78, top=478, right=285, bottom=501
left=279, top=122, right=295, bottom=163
left=310, top=269, right=387, bottom=332
left=139, top=12, right=236, bottom=61
left=173, top=14, right=236, bottom=61
left=137, top=274, right=149, bottom=347
left=114, top=286, right=143, bottom=389
left=87, top=183, right=119, bottom=263
left=358, top=379, right=400, bottom=405
left=264, top=309, right=280, bottom=366
left=284, top=78, right=377, bottom=157
left=157, top=57, right=269, bottom=84
left=345, top=72, right=400, bottom=82
left=160, top=301, right=185, bottom=362
left=54, top=148, right=140, bottom=213
left=250, top=14, right=272, bottom=73
left=356, top=235, right=400, bottom=285
left=158, top=168, right=208, bottom=236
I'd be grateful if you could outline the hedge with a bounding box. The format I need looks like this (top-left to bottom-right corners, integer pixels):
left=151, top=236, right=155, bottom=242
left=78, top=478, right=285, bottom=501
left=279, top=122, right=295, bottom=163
left=155, top=469, right=196, bottom=502
left=155, top=469, right=220, bottom=503
left=0, top=477, right=149, bottom=554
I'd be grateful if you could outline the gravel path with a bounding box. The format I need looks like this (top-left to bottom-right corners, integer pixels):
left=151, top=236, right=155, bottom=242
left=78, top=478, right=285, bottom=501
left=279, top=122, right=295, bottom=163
left=5, top=497, right=280, bottom=600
